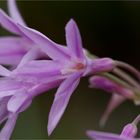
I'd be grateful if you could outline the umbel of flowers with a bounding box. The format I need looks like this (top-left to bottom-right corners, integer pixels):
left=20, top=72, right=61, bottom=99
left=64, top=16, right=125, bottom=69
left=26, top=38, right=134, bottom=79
left=0, top=0, right=140, bottom=139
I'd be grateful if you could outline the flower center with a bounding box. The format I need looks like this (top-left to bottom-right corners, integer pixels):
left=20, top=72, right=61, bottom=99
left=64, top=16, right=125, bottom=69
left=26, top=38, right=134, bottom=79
left=61, top=62, right=85, bottom=75
left=73, top=62, right=85, bottom=70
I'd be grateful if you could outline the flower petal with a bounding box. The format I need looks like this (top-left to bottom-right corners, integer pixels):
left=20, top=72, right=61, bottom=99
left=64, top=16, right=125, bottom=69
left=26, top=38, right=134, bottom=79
left=17, top=24, right=70, bottom=60
left=100, top=94, right=126, bottom=127
left=7, top=79, right=63, bottom=114
left=29, top=80, right=62, bottom=97
left=65, top=19, right=84, bottom=60
left=86, top=130, right=131, bottom=140
left=0, top=79, right=32, bottom=98
left=47, top=72, right=81, bottom=135
left=0, top=79, right=24, bottom=91
left=0, top=114, right=18, bottom=140
left=7, top=90, right=32, bottom=113
left=0, top=9, right=22, bottom=35
left=0, top=97, right=10, bottom=124
left=12, top=60, right=63, bottom=84
left=0, top=37, right=30, bottom=65
left=7, top=0, right=26, bottom=25
left=90, top=58, right=115, bottom=74
left=17, top=47, right=45, bottom=68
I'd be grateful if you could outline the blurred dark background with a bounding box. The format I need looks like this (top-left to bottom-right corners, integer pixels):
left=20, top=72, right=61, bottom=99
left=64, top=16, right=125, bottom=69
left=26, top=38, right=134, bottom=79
left=0, top=0, right=140, bottom=139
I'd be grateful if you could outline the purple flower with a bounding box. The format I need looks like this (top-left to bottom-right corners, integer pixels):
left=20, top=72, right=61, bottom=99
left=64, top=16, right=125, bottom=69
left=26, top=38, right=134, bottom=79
left=15, top=18, right=115, bottom=135
left=0, top=1, right=115, bottom=138
left=86, top=114, right=140, bottom=140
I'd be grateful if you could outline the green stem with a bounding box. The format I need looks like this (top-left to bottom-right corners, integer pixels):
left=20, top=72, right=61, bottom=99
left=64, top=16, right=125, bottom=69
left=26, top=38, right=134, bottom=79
left=113, top=68, right=140, bottom=89
left=115, top=61, right=140, bottom=81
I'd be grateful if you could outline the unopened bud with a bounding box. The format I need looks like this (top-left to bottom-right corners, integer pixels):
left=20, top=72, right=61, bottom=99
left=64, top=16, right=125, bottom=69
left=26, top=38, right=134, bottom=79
left=120, top=123, right=137, bottom=138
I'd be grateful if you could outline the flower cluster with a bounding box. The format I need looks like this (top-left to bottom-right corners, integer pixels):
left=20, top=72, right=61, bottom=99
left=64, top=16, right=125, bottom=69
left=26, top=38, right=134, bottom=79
left=0, top=0, right=140, bottom=139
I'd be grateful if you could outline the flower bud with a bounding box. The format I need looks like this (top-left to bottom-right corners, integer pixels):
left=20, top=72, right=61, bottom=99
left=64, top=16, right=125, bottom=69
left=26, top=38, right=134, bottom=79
left=89, top=76, right=134, bottom=99
left=120, top=123, right=137, bottom=138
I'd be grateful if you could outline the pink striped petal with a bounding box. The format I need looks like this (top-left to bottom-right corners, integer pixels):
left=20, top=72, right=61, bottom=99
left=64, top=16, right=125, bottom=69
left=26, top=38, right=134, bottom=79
left=65, top=19, right=84, bottom=60
left=0, top=114, right=18, bottom=140
left=17, top=47, right=46, bottom=68
left=7, top=90, right=32, bottom=113
left=0, top=37, right=30, bottom=65
left=47, top=72, right=81, bottom=135
left=12, top=60, right=63, bottom=84
left=0, top=9, right=22, bottom=35
left=0, top=79, right=32, bottom=98
left=17, top=24, right=70, bottom=61
left=0, top=97, right=10, bottom=124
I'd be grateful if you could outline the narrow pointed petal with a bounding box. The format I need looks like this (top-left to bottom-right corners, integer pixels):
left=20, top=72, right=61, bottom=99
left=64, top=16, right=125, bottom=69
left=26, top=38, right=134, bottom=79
left=48, top=72, right=81, bottom=135
left=28, top=80, right=62, bottom=97
left=7, top=0, right=26, bottom=26
left=7, top=80, right=63, bottom=114
left=17, top=47, right=45, bottom=68
left=12, top=60, right=63, bottom=84
left=0, top=114, right=18, bottom=140
left=0, top=97, right=10, bottom=124
left=0, top=9, right=22, bottom=35
left=16, top=60, right=62, bottom=74
left=65, top=19, right=84, bottom=60
left=100, top=94, right=126, bottom=127
left=0, top=37, right=30, bottom=65
left=17, top=24, right=70, bottom=60
left=86, top=130, right=130, bottom=140
left=7, top=90, right=32, bottom=113
left=0, top=79, right=32, bottom=98
left=0, top=79, right=26, bottom=92
left=7, top=80, right=62, bottom=114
